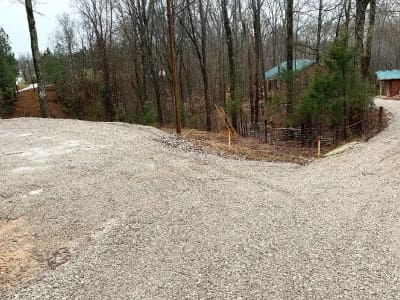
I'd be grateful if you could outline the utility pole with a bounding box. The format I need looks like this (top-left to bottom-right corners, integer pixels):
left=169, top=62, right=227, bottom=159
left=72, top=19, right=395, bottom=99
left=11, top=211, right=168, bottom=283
left=166, top=0, right=182, bottom=134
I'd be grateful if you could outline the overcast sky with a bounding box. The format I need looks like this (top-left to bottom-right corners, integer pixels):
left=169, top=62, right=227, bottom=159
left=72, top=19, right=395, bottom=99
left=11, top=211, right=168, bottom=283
left=0, top=0, right=73, bottom=57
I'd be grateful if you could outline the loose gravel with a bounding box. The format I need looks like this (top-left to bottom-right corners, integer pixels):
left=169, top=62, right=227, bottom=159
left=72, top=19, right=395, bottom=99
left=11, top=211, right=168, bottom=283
left=1, top=99, right=400, bottom=299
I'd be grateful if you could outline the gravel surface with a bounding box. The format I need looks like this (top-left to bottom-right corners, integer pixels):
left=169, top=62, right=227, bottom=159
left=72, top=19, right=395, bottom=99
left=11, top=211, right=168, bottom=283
left=1, top=98, right=400, bottom=299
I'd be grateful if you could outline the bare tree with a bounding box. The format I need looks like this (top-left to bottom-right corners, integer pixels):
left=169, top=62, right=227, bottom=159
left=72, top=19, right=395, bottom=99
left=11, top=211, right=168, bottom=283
left=316, top=0, right=323, bottom=63
left=361, top=0, right=376, bottom=77
left=286, top=0, right=294, bottom=114
left=25, top=0, right=48, bottom=117
left=221, top=0, right=238, bottom=130
left=252, top=0, right=268, bottom=124
left=75, top=0, right=116, bottom=121
left=167, top=0, right=181, bottom=133
left=30, top=0, right=394, bottom=130
left=180, top=0, right=212, bottom=131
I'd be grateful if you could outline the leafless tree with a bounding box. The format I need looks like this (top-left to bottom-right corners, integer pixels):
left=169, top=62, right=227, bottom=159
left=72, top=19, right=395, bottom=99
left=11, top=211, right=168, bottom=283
left=286, top=0, right=294, bottom=114
left=75, top=0, right=116, bottom=121
left=180, top=0, right=212, bottom=131
left=221, top=0, right=238, bottom=129
left=24, top=0, right=48, bottom=117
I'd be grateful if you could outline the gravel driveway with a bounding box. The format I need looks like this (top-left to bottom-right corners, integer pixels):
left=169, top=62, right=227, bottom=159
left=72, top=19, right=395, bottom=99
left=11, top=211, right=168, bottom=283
left=1, top=98, right=400, bottom=299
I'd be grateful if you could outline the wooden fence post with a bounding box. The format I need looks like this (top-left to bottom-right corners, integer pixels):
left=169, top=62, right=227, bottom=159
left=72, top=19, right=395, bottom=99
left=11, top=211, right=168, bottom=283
left=317, top=137, right=321, bottom=158
left=228, top=129, right=231, bottom=151
left=264, top=119, right=268, bottom=143
left=379, top=106, right=383, bottom=132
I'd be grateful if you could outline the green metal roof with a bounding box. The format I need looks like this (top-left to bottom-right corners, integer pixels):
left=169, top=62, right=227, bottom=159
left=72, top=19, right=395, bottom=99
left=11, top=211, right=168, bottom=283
left=376, top=70, right=400, bottom=81
left=265, top=59, right=315, bottom=79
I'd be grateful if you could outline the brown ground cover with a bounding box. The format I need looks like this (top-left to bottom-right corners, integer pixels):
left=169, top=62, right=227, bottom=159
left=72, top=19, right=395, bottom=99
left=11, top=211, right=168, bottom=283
left=162, top=128, right=325, bottom=164
left=8, top=86, right=66, bottom=118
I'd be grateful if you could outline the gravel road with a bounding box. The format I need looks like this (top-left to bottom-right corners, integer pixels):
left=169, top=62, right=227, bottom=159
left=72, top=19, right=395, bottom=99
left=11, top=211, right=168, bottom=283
left=1, top=99, right=400, bottom=299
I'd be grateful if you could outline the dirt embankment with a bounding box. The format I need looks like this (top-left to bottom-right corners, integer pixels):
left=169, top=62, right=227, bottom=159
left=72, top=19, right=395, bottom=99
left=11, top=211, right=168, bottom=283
left=8, top=86, right=66, bottom=118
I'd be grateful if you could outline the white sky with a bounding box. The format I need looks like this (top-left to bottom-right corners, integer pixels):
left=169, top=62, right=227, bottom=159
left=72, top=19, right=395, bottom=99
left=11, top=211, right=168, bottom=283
left=0, top=0, right=73, bottom=57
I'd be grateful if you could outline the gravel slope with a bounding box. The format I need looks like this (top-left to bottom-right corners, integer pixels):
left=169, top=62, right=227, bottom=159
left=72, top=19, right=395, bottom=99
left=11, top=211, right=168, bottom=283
left=1, top=99, right=400, bottom=299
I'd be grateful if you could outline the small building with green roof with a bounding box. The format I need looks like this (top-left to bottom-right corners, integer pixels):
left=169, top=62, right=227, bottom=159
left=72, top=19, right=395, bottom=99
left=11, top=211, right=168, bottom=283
left=264, top=59, right=323, bottom=97
left=376, top=70, right=400, bottom=97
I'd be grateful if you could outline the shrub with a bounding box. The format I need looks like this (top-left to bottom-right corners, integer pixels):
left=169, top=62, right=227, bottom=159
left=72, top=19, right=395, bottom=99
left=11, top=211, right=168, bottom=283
left=142, top=100, right=156, bottom=125
left=115, top=104, right=126, bottom=122
left=294, top=38, right=373, bottom=130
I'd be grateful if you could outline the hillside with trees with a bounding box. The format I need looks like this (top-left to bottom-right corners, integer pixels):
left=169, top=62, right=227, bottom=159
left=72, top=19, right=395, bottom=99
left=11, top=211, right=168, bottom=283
left=2, top=2, right=400, bottom=296
left=13, top=0, right=400, bottom=137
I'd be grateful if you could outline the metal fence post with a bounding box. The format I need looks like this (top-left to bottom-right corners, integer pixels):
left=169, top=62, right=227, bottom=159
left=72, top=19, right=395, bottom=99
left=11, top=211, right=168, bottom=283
left=379, top=106, right=383, bottom=132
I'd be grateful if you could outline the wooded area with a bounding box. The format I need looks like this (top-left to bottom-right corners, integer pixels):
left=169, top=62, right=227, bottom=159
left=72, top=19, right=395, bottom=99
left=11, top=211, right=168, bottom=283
left=0, top=28, right=17, bottom=115
left=2, top=0, right=400, bottom=134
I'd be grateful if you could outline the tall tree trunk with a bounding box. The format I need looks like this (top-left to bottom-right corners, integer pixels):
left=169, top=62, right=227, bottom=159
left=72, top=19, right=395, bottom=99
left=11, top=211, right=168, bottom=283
left=142, top=0, right=163, bottom=126
left=199, top=0, right=211, bottom=131
left=286, top=0, right=294, bottom=115
left=260, top=37, right=268, bottom=118
left=182, top=0, right=211, bottom=131
left=150, top=64, right=163, bottom=126
left=344, top=0, right=351, bottom=38
left=361, top=0, right=376, bottom=78
left=25, top=0, right=48, bottom=118
left=221, top=0, right=238, bottom=130
left=166, top=0, right=182, bottom=133
left=254, top=66, right=260, bottom=124
left=100, top=38, right=115, bottom=121
left=355, top=0, right=370, bottom=66
left=252, top=0, right=265, bottom=123
left=272, top=27, right=277, bottom=66
left=131, top=41, right=145, bottom=115
left=316, top=0, right=323, bottom=63
left=178, top=48, right=186, bottom=128
left=248, top=47, right=255, bottom=124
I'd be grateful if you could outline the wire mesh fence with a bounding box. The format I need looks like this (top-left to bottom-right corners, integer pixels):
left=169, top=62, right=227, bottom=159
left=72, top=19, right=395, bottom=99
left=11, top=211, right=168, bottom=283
left=238, top=107, right=384, bottom=149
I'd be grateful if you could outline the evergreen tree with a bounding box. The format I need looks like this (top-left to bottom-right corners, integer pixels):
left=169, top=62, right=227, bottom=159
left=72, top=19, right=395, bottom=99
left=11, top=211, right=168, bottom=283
left=0, top=27, right=18, bottom=116
left=42, top=45, right=67, bottom=87
left=295, top=38, right=373, bottom=131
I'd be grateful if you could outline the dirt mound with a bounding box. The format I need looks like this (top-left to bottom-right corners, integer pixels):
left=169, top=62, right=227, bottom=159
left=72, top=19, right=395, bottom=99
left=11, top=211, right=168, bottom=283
left=0, top=218, right=41, bottom=291
left=10, top=86, right=66, bottom=118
